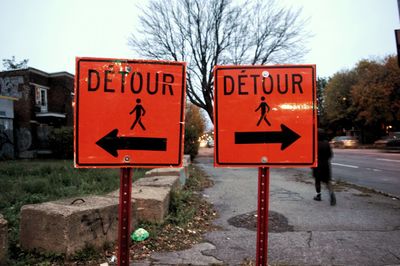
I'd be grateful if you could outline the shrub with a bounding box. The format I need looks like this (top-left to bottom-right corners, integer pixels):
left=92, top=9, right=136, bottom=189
left=167, top=190, right=195, bottom=225
left=48, top=127, right=73, bottom=159
left=184, top=104, right=205, bottom=160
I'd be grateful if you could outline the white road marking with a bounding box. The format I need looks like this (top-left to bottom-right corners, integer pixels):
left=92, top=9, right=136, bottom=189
left=366, top=168, right=382, bottom=172
left=377, top=158, right=400, bottom=163
left=332, top=162, right=359, bottom=169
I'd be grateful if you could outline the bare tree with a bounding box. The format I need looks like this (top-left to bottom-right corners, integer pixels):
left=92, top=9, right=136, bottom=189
left=2, top=56, right=29, bottom=70
left=129, top=0, right=309, bottom=123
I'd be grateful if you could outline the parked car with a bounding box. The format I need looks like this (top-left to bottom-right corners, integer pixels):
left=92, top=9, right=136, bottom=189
left=329, top=136, right=359, bottom=148
left=374, top=132, right=400, bottom=148
left=374, top=136, right=393, bottom=148
left=385, top=138, right=400, bottom=152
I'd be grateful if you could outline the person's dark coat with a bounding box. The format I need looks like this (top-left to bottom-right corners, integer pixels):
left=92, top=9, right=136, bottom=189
left=312, top=138, right=333, bottom=183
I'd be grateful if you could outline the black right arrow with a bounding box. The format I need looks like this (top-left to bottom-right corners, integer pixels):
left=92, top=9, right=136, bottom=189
left=234, top=124, right=301, bottom=150
left=96, top=129, right=167, bottom=157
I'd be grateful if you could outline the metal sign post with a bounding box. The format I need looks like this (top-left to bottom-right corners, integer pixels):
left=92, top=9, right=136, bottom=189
left=117, top=168, right=133, bottom=266
left=256, top=167, right=270, bottom=266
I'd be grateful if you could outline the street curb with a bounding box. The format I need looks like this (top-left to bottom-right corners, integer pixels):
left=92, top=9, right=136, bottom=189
left=334, top=179, right=400, bottom=200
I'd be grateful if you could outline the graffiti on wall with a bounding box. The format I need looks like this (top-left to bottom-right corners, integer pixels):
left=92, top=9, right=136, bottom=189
left=0, top=126, right=14, bottom=159
left=17, top=128, right=32, bottom=152
left=0, top=76, right=24, bottom=98
left=0, top=127, right=33, bottom=160
left=81, top=210, right=116, bottom=240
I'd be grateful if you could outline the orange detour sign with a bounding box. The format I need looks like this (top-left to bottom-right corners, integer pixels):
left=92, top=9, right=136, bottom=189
left=214, top=65, right=317, bottom=167
left=74, top=57, right=186, bottom=168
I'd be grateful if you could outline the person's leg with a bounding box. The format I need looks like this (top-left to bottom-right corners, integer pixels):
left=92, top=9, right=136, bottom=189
left=314, top=178, right=321, bottom=201
left=138, top=119, right=146, bottom=130
left=130, top=119, right=138, bottom=130
left=257, top=116, right=263, bottom=126
left=264, top=117, right=271, bottom=126
left=327, top=181, right=336, bottom=206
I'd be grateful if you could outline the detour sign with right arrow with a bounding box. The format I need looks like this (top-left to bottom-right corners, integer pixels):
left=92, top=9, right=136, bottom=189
left=214, top=65, right=317, bottom=167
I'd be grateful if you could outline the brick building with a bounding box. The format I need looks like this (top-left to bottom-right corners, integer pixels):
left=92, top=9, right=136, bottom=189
left=0, top=67, right=74, bottom=159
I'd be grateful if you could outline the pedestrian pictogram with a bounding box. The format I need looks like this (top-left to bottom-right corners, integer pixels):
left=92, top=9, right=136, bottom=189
left=256, top=96, right=271, bottom=126
left=213, top=65, right=317, bottom=167
left=74, top=57, right=186, bottom=168
left=130, top=98, right=146, bottom=130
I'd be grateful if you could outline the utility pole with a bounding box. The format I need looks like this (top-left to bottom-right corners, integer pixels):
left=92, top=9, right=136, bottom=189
left=396, top=0, right=400, bottom=66
left=398, top=0, right=400, bottom=21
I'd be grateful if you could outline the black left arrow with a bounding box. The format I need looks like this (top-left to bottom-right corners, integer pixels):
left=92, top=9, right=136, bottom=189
left=235, top=124, right=301, bottom=150
left=96, top=129, right=167, bottom=157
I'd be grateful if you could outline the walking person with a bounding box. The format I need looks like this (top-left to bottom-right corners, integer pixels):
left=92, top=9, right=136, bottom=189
left=313, top=129, right=336, bottom=206
left=129, top=98, right=146, bottom=130
left=255, top=96, right=271, bottom=126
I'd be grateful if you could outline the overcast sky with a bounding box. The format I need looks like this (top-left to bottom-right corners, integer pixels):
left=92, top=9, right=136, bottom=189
left=0, top=0, right=398, bottom=78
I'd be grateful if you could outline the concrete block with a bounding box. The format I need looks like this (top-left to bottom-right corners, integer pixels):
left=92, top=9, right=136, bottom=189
left=145, top=168, right=181, bottom=177
left=20, top=195, right=136, bottom=255
left=108, top=186, right=170, bottom=223
left=0, top=214, right=7, bottom=263
left=145, top=167, right=188, bottom=186
left=183, top=154, right=191, bottom=181
left=134, top=175, right=181, bottom=191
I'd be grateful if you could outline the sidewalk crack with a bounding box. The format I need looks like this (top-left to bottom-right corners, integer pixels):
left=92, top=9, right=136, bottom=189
left=388, top=250, right=400, bottom=262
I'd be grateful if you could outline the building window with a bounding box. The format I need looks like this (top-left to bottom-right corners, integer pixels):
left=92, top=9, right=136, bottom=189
left=35, top=86, right=48, bottom=112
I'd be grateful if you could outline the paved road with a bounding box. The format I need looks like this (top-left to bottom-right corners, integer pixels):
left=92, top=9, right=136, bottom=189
left=134, top=148, right=400, bottom=265
left=332, top=149, right=400, bottom=197
left=294, top=148, right=400, bottom=198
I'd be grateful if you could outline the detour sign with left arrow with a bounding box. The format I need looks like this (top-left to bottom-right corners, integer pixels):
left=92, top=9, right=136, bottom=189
left=74, top=57, right=186, bottom=168
left=214, top=65, right=317, bottom=167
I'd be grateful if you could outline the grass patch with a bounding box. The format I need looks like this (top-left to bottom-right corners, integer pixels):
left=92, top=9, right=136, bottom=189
left=71, top=244, right=103, bottom=262
left=184, top=164, right=214, bottom=191
left=167, top=190, right=196, bottom=225
left=0, top=161, right=215, bottom=264
left=0, top=159, right=146, bottom=265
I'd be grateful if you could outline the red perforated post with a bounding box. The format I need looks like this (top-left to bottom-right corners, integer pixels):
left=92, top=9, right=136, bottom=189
left=256, top=167, right=270, bottom=266
left=118, top=168, right=133, bottom=266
